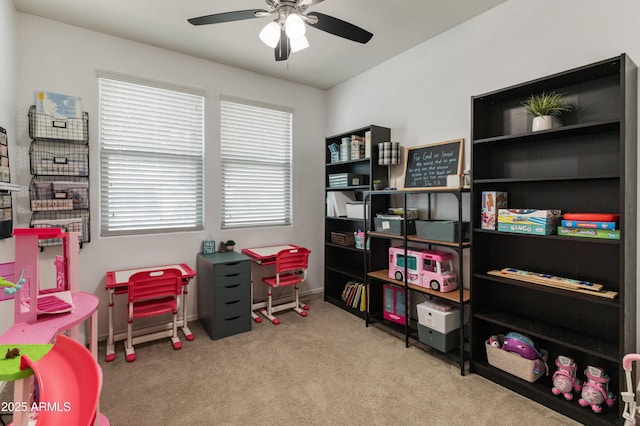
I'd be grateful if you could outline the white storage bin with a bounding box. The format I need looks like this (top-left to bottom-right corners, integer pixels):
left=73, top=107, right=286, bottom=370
left=346, top=202, right=369, bottom=219
left=417, top=300, right=462, bottom=333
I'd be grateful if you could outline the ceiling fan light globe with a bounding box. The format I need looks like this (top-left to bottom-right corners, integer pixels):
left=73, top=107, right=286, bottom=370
left=290, top=35, right=309, bottom=53
left=285, top=13, right=306, bottom=39
left=259, top=21, right=281, bottom=48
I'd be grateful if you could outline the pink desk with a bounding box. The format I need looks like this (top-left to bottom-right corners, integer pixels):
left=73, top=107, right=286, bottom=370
left=241, top=244, right=300, bottom=322
left=0, top=291, right=99, bottom=426
left=104, top=263, right=196, bottom=362
left=242, top=244, right=299, bottom=265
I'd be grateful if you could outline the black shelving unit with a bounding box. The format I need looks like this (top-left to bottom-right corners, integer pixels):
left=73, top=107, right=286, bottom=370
left=364, top=189, right=471, bottom=375
left=470, top=54, right=637, bottom=425
left=324, top=125, right=391, bottom=318
left=0, top=127, right=19, bottom=239
left=28, top=105, right=90, bottom=248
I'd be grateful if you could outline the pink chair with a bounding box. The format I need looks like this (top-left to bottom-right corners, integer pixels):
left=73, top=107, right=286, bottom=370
left=19, top=334, right=105, bottom=426
left=260, top=247, right=310, bottom=324
left=125, top=268, right=182, bottom=362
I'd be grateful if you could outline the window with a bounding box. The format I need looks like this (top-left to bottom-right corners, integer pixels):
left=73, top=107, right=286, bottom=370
left=99, top=75, right=204, bottom=236
left=220, top=98, right=292, bottom=228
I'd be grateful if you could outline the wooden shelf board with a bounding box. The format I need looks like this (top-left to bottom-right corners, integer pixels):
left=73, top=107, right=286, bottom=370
left=367, top=231, right=470, bottom=248
left=367, top=269, right=470, bottom=304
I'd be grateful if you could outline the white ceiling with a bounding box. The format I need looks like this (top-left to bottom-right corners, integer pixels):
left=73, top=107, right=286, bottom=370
left=13, top=0, right=506, bottom=90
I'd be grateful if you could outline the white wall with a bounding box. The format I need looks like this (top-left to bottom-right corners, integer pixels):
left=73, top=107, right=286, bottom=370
left=326, top=0, right=640, bottom=336
left=0, top=0, right=16, bottom=335
left=328, top=0, right=640, bottom=173
left=1, top=13, right=326, bottom=338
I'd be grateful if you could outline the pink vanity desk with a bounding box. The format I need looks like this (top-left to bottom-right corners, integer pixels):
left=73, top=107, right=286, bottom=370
left=0, top=228, right=101, bottom=425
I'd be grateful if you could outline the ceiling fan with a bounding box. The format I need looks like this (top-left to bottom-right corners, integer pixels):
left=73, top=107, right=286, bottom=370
left=188, top=0, right=373, bottom=62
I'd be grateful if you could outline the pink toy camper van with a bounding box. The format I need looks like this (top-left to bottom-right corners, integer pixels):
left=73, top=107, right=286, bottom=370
left=388, top=246, right=458, bottom=293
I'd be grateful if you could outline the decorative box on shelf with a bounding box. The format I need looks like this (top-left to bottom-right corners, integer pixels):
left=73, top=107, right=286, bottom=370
left=330, top=232, right=355, bottom=247
left=329, top=173, right=364, bottom=188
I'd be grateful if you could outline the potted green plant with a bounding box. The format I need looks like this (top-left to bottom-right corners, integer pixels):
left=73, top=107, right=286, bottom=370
left=521, top=91, right=572, bottom=131
left=372, top=179, right=383, bottom=190
left=225, top=240, right=236, bottom=252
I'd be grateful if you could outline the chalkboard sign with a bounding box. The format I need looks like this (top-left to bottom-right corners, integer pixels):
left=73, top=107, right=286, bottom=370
left=401, top=139, right=464, bottom=190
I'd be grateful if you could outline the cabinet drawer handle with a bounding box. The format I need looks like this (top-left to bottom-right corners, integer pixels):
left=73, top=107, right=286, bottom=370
left=226, top=262, right=240, bottom=266
left=225, top=284, right=240, bottom=289
left=225, top=315, right=241, bottom=321
left=224, top=273, right=240, bottom=278
left=225, top=300, right=240, bottom=305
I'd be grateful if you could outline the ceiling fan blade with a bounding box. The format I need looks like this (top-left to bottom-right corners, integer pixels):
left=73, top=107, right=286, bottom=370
left=306, top=12, right=373, bottom=44
left=188, top=9, right=268, bottom=26
left=299, top=0, right=325, bottom=6
left=275, top=30, right=291, bottom=61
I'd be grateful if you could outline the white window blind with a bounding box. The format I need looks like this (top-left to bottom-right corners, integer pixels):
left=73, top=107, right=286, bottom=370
left=99, top=77, right=204, bottom=236
left=220, top=98, right=292, bottom=228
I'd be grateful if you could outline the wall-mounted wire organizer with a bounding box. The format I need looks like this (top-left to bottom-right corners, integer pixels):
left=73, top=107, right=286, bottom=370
left=28, top=105, right=90, bottom=248
left=30, top=210, right=90, bottom=247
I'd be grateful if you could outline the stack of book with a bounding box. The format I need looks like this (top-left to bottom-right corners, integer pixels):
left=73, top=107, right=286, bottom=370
left=342, top=281, right=366, bottom=312
left=557, top=213, right=620, bottom=240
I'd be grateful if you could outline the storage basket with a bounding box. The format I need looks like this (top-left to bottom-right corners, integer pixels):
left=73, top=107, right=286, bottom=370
left=28, top=105, right=88, bottom=142
left=29, top=141, right=89, bottom=176
left=485, top=334, right=548, bottom=383
left=330, top=232, right=355, bottom=247
left=30, top=209, right=90, bottom=247
left=29, top=176, right=89, bottom=211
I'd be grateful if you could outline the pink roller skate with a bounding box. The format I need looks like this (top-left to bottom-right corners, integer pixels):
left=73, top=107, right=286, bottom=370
left=551, top=356, right=581, bottom=401
left=578, top=366, right=616, bottom=413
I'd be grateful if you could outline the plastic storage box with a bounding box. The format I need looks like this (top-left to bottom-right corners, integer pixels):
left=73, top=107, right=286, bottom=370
left=417, top=323, right=459, bottom=353
left=374, top=217, right=416, bottom=235
left=346, top=202, right=369, bottom=219
left=416, top=300, right=461, bottom=333
left=415, top=220, right=470, bottom=242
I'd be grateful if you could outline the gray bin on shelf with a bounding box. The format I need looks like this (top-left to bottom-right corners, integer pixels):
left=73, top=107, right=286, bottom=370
left=374, top=218, right=416, bottom=235
left=415, top=220, right=470, bottom=242
left=417, top=323, right=459, bottom=353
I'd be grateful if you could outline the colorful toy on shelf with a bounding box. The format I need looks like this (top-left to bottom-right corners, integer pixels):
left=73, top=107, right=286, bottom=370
left=551, top=356, right=582, bottom=401
left=12, top=228, right=80, bottom=324
left=578, top=366, right=616, bottom=413
left=502, top=332, right=542, bottom=360
left=1, top=269, right=25, bottom=294
left=488, top=335, right=500, bottom=347
left=388, top=246, right=458, bottom=292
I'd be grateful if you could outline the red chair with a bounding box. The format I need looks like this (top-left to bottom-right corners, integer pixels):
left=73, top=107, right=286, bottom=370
left=125, top=268, right=182, bottom=362
left=260, top=247, right=310, bottom=325
left=19, top=334, right=107, bottom=425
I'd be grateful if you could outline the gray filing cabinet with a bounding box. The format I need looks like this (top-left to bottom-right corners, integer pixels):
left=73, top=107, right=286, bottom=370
left=197, top=251, right=251, bottom=340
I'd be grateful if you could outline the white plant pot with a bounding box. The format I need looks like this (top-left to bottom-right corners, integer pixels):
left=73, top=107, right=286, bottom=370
left=532, top=115, right=553, bottom=132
